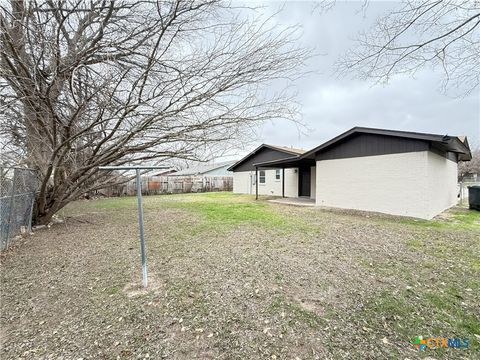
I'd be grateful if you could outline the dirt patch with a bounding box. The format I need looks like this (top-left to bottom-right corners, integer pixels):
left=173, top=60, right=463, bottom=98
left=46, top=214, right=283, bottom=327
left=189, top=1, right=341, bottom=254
left=1, top=194, right=478, bottom=359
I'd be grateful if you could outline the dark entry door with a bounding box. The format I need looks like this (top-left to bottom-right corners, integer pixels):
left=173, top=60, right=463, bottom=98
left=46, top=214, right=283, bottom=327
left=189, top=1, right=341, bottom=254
left=298, top=167, right=311, bottom=197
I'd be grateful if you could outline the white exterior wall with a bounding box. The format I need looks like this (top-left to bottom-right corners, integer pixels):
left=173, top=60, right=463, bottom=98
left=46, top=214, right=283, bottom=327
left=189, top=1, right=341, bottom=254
left=315, top=151, right=457, bottom=219
left=310, top=166, right=316, bottom=199
left=284, top=169, right=299, bottom=198
left=233, top=169, right=298, bottom=197
left=233, top=171, right=254, bottom=194
left=426, top=151, right=458, bottom=219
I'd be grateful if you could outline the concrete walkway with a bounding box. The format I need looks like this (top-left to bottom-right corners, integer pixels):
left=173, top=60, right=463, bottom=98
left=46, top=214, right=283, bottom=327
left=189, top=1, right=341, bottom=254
left=268, top=197, right=315, bottom=207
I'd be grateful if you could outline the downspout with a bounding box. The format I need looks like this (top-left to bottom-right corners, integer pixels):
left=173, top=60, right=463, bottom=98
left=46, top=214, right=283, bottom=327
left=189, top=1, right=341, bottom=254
left=282, top=168, right=285, bottom=198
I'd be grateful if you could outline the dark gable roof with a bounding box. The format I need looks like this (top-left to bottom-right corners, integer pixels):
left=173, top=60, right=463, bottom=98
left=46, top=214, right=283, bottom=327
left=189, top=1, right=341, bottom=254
left=254, top=127, right=472, bottom=168
left=303, top=127, right=471, bottom=161
left=267, top=144, right=305, bottom=155
left=227, top=144, right=305, bottom=171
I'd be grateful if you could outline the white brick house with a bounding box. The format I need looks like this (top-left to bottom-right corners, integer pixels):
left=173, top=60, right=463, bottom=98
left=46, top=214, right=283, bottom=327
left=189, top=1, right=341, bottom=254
left=229, top=145, right=305, bottom=198
left=228, top=127, right=472, bottom=219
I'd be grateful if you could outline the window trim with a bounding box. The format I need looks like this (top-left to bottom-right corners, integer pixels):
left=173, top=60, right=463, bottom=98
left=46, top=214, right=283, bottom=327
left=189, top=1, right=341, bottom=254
left=275, top=169, right=281, bottom=181
left=259, top=170, right=266, bottom=184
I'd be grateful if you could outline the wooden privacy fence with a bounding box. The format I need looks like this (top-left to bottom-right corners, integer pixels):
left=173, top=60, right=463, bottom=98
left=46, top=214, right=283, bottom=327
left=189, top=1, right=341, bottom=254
left=97, top=176, right=233, bottom=197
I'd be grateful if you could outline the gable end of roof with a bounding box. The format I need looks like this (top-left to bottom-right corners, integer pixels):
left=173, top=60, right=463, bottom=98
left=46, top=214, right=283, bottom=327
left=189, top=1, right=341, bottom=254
left=302, top=127, right=471, bottom=160
left=227, top=144, right=305, bottom=171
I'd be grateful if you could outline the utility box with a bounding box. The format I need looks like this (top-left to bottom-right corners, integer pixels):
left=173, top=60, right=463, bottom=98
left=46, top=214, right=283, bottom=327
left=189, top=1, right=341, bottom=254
left=468, top=186, right=480, bottom=211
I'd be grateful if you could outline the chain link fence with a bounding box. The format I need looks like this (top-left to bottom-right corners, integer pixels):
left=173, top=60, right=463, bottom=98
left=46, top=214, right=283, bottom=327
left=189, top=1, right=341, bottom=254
left=96, top=175, right=233, bottom=197
left=0, top=167, right=38, bottom=250
left=459, top=180, right=480, bottom=206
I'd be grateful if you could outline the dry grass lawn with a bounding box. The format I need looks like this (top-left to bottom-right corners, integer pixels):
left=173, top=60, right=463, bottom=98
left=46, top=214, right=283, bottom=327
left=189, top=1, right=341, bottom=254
left=1, top=192, right=479, bottom=359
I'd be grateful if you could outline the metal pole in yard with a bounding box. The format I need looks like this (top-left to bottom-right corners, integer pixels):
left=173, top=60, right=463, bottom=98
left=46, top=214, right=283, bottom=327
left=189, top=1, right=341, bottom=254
left=136, top=169, right=148, bottom=287
left=460, top=181, right=463, bottom=205
left=255, top=166, right=258, bottom=200
left=98, top=166, right=168, bottom=287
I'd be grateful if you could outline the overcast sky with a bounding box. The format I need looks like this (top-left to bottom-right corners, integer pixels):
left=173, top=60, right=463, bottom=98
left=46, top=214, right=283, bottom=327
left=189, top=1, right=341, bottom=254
left=230, top=1, right=480, bottom=159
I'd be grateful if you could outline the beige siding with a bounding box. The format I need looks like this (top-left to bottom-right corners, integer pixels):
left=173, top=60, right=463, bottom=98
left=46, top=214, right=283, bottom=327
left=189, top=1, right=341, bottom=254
left=315, top=151, right=440, bottom=219
left=233, top=169, right=298, bottom=197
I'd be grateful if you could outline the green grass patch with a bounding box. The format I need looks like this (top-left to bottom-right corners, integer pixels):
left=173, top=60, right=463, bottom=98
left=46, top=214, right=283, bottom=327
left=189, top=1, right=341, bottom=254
left=451, top=209, right=480, bottom=229
left=164, top=200, right=287, bottom=228
left=399, top=208, right=480, bottom=230
left=362, top=288, right=480, bottom=354
left=75, top=192, right=294, bottom=227
left=470, top=259, right=480, bottom=272
left=369, top=291, right=416, bottom=319
left=106, top=286, right=121, bottom=295
left=156, top=193, right=315, bottom=234
left=406, top=238, right=424, bottom=249
left=423, top=288, right=480, bottom=342
left=399, top=218, right=446, bottom=228
left=359, top=221, right=480, bottom=355
left=269, top=296, right=324, bottom=330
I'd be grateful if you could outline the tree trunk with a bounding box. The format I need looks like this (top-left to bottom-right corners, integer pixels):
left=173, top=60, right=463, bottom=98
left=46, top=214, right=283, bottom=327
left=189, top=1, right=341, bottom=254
left=33, top=191, right=67, bottom=225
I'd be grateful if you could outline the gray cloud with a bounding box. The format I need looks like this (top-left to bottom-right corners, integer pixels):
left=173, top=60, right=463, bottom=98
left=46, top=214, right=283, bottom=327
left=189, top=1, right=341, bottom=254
left=243, top=1, right=480, bottom=154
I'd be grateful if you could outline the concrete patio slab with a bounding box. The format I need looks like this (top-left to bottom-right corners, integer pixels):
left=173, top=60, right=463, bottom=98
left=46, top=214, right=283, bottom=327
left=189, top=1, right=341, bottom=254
left=268, top=197, right=315, bottom=207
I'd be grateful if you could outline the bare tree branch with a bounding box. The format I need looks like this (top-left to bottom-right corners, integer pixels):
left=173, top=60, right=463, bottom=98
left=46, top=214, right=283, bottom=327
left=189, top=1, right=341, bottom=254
left=0, top=0, right=309, bottom=224
left=337, top=0, right=480, bottom=96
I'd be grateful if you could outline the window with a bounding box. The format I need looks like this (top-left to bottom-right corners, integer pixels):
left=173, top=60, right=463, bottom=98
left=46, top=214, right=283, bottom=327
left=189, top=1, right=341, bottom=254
left=259, top=170, right=266, bottom=184
left=275, top=169, right=281, bottom=181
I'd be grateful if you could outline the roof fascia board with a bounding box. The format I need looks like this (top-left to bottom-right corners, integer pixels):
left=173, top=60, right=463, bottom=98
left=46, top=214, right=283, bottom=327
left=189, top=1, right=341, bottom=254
left=253, top=154, right=302, bottom=167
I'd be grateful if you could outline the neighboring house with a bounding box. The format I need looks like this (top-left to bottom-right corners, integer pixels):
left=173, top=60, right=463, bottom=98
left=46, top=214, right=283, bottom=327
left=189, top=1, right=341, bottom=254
left=229, top=127, right=472, bottom=220
left=153, top=169, right=178, bottom=176
left=462, top=173, right=479, bottom=183
left=457, top=137, right=478, bottom=182
left=172, top=161, right=235, bottom=177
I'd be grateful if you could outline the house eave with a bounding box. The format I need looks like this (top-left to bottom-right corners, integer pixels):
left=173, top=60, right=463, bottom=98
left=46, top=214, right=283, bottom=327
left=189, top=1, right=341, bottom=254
left=228, top=144, right=305, bottom=171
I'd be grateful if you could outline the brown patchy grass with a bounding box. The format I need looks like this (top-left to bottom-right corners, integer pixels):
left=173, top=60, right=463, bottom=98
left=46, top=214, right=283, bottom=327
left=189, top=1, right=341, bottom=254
left=1, top=192, right=479, bottom=359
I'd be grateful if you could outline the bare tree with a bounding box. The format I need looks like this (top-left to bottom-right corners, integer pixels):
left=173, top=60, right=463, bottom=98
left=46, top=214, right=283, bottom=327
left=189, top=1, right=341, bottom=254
left=0, top=0, right=308, bottom=224
left=338, top=0, right=480, bottom=96
left=459, top=148, right=480, bottom=180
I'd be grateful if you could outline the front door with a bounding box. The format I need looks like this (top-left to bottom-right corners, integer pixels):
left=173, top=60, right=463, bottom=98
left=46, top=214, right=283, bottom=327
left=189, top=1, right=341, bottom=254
left=298, top=167, right=311, bottom=197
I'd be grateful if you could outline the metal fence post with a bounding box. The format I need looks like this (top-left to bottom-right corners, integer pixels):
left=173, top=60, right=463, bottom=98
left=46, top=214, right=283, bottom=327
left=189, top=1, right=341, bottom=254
left=136, top=169, right=148, bottom=287
left=5, top=169, right=17, bottom=250
left=460, top=181, right=463, bottom=205
left=27, top=193, right=35, bottom=233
